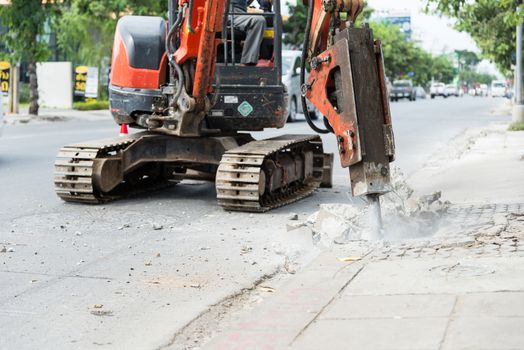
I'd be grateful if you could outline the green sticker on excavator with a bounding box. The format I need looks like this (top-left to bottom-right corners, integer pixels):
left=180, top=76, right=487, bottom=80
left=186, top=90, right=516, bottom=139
left=238, top=101, right=254, bottom=117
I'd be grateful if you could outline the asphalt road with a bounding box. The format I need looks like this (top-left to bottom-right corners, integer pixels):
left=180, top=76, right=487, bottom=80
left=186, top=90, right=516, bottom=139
left=0, top=96, right=509, bottom=349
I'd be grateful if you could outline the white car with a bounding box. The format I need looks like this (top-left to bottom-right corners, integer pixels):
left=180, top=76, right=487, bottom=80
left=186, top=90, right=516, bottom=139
left=430, top=82, right=446, bottom=99
left=281, top=50, right=319, bottom=122
left=477, top=84, right=489, bottom=97
left=491, top=81, right=507, bottom=97
left=444, top=84, right=459, bottom=97
left=414, top=86, right=427, bottom=99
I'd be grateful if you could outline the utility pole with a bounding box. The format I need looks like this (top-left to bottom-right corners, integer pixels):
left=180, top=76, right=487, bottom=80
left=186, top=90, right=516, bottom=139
left=8, top=63, right=20, bottom=115
left=514, top=1, right=524, bottom=123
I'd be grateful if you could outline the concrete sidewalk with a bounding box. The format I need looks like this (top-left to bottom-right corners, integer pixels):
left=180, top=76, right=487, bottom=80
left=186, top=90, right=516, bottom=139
left=4, top=108, right=110, bottom=124
left=197, top=123, right=524, bottom=350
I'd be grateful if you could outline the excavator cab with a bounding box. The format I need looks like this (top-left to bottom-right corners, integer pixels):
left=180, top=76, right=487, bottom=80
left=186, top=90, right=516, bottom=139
left=109, top=1, right=287, bottom=134
left=210, top=4, right=287, bottom=131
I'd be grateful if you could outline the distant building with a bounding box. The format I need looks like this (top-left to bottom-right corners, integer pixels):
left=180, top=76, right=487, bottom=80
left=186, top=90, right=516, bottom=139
left=374, top=9, right=412, bottom=41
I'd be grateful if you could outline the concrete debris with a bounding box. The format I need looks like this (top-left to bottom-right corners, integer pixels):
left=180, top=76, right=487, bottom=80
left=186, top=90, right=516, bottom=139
left=337, top=256, right=361, bottom=262
left=287, top=213, right=299, bottom=221
left=93, top=304, right=103, bottom=309
left=0, top=246, right=6, bottom=253
left=259, top=286, right=275, bottom=293
left=240, top=246, right=253, bottom=255
left=90, top=310, right=113, bottom=317
left=286, top=221, right=307, bottom=232
left=75, top=231, right=82, bottom=236
left=283, top=256, right=296, bottom=274
left=152, top=223, right=164, bottom=230
left=304, top=167, right=450, bottom=244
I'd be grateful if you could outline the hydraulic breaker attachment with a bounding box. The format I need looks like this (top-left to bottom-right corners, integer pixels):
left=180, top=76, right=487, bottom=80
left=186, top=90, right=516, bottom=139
left=305, top=25, right=395, bottom=234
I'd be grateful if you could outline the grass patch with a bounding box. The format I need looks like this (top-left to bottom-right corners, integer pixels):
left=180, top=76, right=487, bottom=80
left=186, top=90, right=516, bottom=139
left=73, top=99, right=109, bottom=111
left=509, top=122, right=524, bottom=131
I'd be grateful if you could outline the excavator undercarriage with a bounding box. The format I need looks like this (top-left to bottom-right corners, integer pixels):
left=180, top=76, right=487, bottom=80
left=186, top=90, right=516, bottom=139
left=55, top=133, right=331, bottom=212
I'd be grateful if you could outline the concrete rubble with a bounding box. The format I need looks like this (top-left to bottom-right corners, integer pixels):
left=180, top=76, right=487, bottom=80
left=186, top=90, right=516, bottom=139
left=287, top=167, right=450, bottom=248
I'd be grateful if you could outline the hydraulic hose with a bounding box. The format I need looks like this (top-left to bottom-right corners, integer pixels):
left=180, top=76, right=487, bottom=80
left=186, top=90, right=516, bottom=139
left=166, top=6, right=186, bottom=105
left=187, top=0, right=195, bottom=33
left=301, top=0, right=330, bottom=134
left=166, top=6, right=183, bottom=56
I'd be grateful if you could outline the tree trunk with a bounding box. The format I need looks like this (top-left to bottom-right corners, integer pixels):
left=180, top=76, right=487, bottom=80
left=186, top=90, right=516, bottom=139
left=28, top=61, right=39, bottom=116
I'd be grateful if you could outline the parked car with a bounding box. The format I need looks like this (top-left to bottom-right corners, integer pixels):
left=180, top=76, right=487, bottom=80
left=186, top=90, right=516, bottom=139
left=430, top=82, right=446, bottom=99
left=390, top=80, right=415, bottom=102
left=414, top=86, right=427, bottom=99
left=445, top=84, right=459, bottom=97
left=491, top=81, right=507, bottom=97
left=282, top=50, right=319, bottom=122
left=476, top=84, right=489, bottom=97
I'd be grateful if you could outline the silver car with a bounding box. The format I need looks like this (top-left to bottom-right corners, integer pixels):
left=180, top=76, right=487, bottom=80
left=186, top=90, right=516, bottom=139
left=282, top=50, right=319, bottom=122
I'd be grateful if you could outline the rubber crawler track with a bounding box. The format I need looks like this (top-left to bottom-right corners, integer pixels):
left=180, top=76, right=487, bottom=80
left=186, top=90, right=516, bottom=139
left=216, top=135, right=325, bottom=212
left=54, top=135, right=175, bottom=204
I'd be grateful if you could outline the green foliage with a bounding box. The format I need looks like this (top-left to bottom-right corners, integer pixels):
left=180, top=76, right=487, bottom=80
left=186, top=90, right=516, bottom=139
left=455, top=50, right=480, bottom=67
left=54, top=0, right=167, bottom=67
left=453, top=50, right=496, bottom=85
left=18, top=83, right=30, bottom=104
left=509, top=122, right=524, bottom=131
left=73, top=99, right=109, bottom=111
left=0, top=0, right=51, bottom=63
left=283, top=2, right=307, bottom=48
left=459, top=70, right=496, bottom=85
left=431, top=55, right=455, bottom=83
left=370, top=21, right=453, bottom=86
left=283, top=2, right=373, bottom=48
left=0, top=0, right=54, bottom=115
left=425, top=0, right=521, bottom=76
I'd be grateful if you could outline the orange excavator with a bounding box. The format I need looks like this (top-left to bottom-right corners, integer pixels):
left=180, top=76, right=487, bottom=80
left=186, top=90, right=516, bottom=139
left=54, top=0, right=394, bottom=226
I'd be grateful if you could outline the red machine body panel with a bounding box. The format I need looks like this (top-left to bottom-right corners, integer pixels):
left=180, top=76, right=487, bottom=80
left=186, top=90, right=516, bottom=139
left=111, top=30, right=168, bottom=89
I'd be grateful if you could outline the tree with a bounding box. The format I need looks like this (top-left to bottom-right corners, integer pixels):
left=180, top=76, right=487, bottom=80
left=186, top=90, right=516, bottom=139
left=459, top=70, right=496, bottom=85
left=283, top=1, right=373, bottom=48
left=283, top=2, right=308, bottom=48
left=370, top=21, right=435, bottom=86
left=55, top=0, right=167, bottom=67
left=455, top=50, right=480, bottom=68
left=53, top=0, right=167, bottom=99
left=431, top=55, right=455, bottom=83
left=0, top=0, right=53, bottom=116
left=425, top=0, right=522, bottom=76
